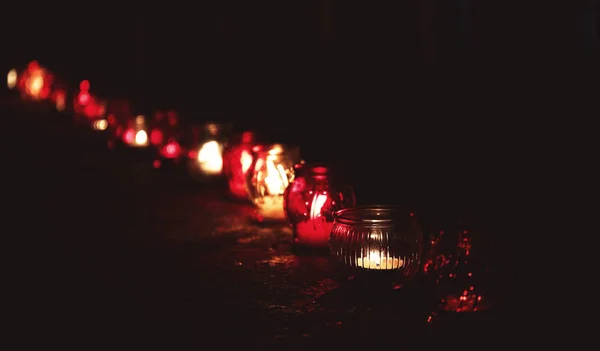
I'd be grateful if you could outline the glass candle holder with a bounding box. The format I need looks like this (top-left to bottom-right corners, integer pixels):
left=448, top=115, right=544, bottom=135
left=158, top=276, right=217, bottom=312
left=246, top=144, right=301, bottom=222
left=222, top=131, right=258, bottom=200
left=330, top=206, right=423, bottom=280
left=122, top=115, right=150, bottom=147
left=186, top=122, right=231, bottom=178
left=284, top=163, right=356, bottom=247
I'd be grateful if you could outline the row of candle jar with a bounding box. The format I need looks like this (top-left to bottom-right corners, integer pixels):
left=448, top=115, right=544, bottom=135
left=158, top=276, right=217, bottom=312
left=222, top=134, right=423, bottom=277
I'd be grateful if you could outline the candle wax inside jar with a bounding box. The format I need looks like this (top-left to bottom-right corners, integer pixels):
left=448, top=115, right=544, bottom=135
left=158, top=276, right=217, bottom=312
left=257, top=195, right=285, bottom=221
left=355, top=251, right=404, bottom=270
left=295, top=220, right=334, bottom=247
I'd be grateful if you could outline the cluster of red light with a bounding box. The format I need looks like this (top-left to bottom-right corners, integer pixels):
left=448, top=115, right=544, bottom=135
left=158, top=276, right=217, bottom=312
left=425, top=228, right=493, bottom=322
left=161, top=141, right=181, bottom=159
left=74, top=79, right=105, bottom=119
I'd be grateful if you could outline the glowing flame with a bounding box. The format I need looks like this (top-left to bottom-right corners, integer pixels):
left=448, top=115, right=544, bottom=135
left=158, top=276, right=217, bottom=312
left=7, top=69, right=17, bottom=89
left=264, top=158, right=288, bottom=195
left=240, top=150, right=253, bottom=173
left=135, top=115, right=145, bottom=124
left=55, top=92, right=66, bottom=111
left=368, top=250, right=382, bottom=267
left=27, top=75, right=44, bottom=97
left=135, top=130, right=148, bottom=145
left=309, top=194, right=328, bottom=220
left=93, top=119, right=108, bottom=131
left=197, top=140, right=223, bottom=174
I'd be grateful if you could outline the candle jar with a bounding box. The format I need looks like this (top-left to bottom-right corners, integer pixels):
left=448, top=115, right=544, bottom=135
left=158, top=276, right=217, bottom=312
left=246, top=144, right=301, bottom=223
left=222, top=131, right=258, bottom=200
left=185, top=122, right=231, bottom=180
left=122, top=115, right=150, bottom=148
left=284, top=163, right=356, bottom=248
left=330, top=206, right=423, bottom=282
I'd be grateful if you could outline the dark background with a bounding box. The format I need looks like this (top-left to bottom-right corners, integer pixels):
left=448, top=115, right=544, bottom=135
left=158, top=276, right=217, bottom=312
left=2, top=0, right=598, bottom=227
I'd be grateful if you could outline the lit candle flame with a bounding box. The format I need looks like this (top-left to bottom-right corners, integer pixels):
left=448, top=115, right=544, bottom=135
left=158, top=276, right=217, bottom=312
left=368, top=250, right=381, bottom=267
left=198, top=140, right=223, bottom=174
left=135, top=130, right=148, bottom=145
left=240, top=150, right=253, bottom=173
left=7, top=69, right=17, bottom=89
left=27, top=75, right=44, bottom=96
left=309, top=194, right=328, bottom=220
left=264, top=158, right=288, bottom=195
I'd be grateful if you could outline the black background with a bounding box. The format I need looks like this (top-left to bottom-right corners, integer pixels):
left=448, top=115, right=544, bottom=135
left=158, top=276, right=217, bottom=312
left=1, top=0, right=598, bottom=231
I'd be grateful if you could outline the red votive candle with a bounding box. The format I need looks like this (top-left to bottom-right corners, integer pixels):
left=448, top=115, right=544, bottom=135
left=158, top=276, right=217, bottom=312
left=284, top=163, right=355, bottom=247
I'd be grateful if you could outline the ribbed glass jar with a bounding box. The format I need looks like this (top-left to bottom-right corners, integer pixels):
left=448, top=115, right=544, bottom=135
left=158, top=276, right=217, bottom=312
left=330, top=206, right=423, bottom=280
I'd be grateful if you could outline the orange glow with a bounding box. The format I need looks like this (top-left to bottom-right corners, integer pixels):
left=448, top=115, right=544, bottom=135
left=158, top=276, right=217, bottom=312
left=55, top=91, right=66, bottom=111
left=7, top=69, right=17, bottom=89
left=240, top=150, right=253, bottom=173
left=26, top=74, right=44, bottom=98
left=355, top=232, right=404, bottom=269
left=135, top=130, right=148, bottom=145
left=197, top=141, right=223, bottom=174
left=92, top=119, right=108, bottom=131
left=264, top=158, right=288, bottom=195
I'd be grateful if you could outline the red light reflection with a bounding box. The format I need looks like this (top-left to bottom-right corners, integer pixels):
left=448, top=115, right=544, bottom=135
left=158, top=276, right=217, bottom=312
left=123, top=129, right=135, bottom=144
left=80, top=80, right=90, bottom=92
left=78, top=92, right=90, bottom=105
left=150, top=129, right=164, bottom=145
left=161, top=141, right=181, bottom=159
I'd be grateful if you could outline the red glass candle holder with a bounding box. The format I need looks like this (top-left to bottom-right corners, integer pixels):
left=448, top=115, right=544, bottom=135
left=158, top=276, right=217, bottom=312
left=246, top=144, right=301, bottom=223
left=284, top=163, right=356, bottom=247
left=222, top=131, right=257, bottom=200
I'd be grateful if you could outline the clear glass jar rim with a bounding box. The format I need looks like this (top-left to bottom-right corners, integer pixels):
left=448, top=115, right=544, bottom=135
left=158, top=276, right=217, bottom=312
left=334, top=205, right=413, bottom=225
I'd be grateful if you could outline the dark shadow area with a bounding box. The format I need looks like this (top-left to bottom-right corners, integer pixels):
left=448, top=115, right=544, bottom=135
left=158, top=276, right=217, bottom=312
left=2, top=1, right=597, bottom=347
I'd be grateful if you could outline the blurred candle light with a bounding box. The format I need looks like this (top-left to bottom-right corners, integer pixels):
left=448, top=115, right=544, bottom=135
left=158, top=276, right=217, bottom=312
left=55, top=90, right=66, bottom=112
left=92, top=119, right=108, bottom=131
left=197, top=140, right=223, bottom=174
left=135, top=130, right=148, bottom=145
left=186, top=122, right=231, bottom=179
left=7, top=69, right=17, bottom=89
left=223, top=131, right=258, bottom=200
left=354, top=232, right=404, bottom=270
left=246, top=144, right=300, bottom=222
